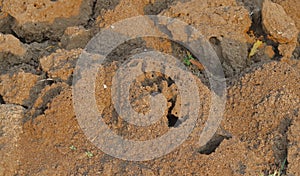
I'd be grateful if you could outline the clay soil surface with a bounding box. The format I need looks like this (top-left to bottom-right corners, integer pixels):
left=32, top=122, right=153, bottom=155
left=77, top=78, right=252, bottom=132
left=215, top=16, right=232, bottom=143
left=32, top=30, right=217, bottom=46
left=0, top=0, right=299, bottom=175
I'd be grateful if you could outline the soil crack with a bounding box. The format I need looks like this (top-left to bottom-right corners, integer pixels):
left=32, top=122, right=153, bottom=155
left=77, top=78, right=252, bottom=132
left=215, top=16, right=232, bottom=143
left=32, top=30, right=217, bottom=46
left=273, top=117, right=292, bottom=174
left=0, top=95, right=5, bottom=104
left=85, top=0, right=98, bottom=28
left=198, top=127, right=232, bottom=155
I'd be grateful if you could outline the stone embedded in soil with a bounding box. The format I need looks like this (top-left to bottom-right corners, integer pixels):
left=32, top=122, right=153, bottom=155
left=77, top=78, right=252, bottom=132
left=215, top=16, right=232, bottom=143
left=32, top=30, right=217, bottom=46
left=40, top=49, right=82, bottom=82
left=1, top=0, right=93, bottom=42
left=0, top=72, right=39, bottom=106
left=262, top=0, right=298, bottom=44
left=0, top=104, right=24, bottom=175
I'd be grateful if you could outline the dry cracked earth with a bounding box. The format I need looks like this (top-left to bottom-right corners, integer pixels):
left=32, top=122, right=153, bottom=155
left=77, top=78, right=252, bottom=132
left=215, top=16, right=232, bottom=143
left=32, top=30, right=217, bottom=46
left=0, top=0, right=299, bottom=175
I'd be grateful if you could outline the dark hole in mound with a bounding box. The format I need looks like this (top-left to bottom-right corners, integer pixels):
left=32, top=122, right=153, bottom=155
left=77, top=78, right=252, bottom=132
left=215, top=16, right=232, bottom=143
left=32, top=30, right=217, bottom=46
left=209, top=37, right=220, bottom=45
left=0, top=95, right=5, bottom=104
left=166, top=96, right=179, bottom=127
left=166, top=78, right=179, bottom=127
left=130, top=71, right=180, bottom=127
left=167, top=114, right=179, bottom=127
left=198, top=133, right=231, bottom=155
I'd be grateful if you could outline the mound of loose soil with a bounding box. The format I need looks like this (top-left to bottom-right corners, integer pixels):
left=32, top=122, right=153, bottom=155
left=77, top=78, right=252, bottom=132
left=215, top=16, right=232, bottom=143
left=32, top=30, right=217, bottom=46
left=0, top=0, right=299, bottom=175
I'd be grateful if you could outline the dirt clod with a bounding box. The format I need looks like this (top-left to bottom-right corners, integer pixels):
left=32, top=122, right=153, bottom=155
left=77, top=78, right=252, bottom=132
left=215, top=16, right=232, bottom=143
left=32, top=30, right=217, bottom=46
left=0, top=72, right=39, bottom=106
left=40, top=49, right=82, bottom=83
left=1, top=0, right=93, bottom=42
left=262, top=0, right=299, bottom=59
left=262, top=0, right=298, bottom=44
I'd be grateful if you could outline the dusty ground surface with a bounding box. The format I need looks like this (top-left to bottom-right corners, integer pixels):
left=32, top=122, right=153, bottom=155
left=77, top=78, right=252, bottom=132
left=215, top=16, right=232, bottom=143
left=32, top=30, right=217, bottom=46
left=0, top=0, right=299, bottom=175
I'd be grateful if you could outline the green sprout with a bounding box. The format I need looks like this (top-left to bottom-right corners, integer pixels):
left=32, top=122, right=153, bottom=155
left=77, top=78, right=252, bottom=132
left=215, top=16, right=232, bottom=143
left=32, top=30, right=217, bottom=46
left=69, top=145, right=77, bottom=151
left=183, top=51, right=194, bottom=66
left=85, top=151, right=93, bottom=158
left=183, top=58, right=191, bottom=66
